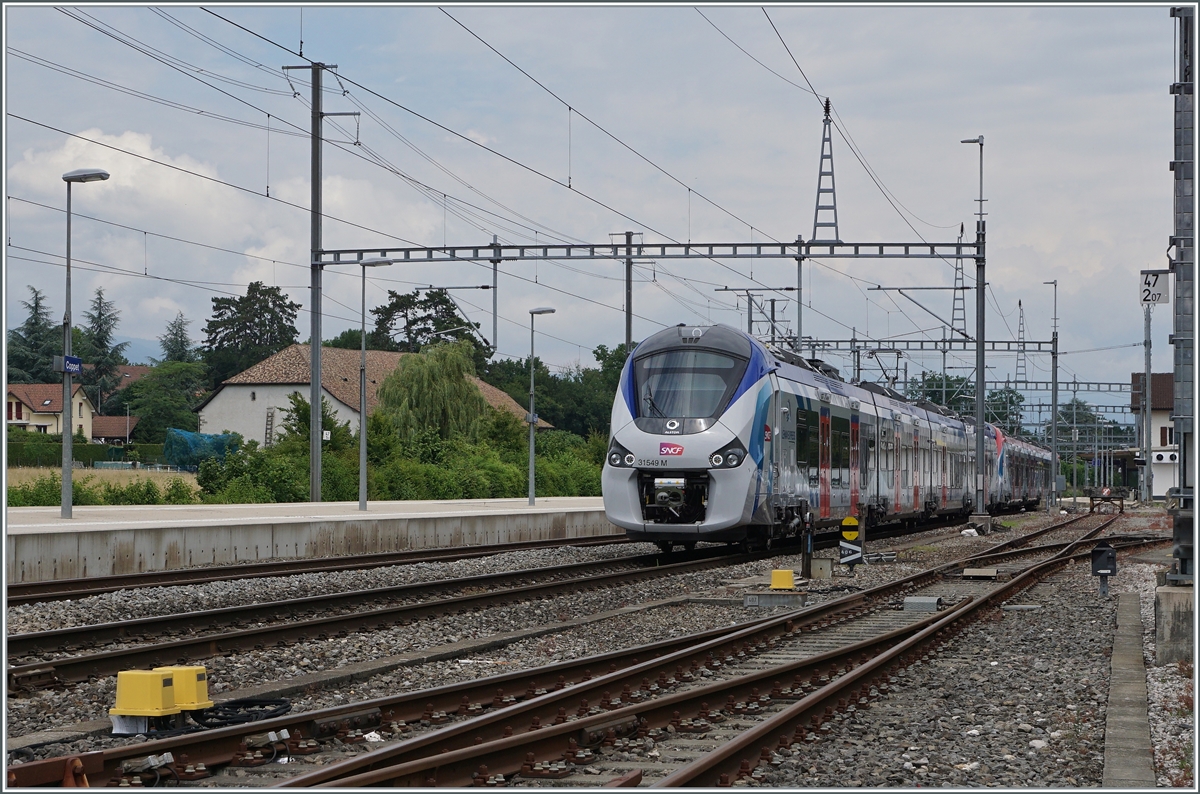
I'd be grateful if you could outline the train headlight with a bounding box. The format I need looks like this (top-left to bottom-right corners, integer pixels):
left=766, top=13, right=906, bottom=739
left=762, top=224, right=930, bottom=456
left=607, top=439, right=635, bottom=468
left=709, top=442, right=746, bottom=468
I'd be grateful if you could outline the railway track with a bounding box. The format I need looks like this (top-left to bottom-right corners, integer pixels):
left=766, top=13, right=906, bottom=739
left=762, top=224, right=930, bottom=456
left=5, top=536, right=631, bottom=605
left=7, top=546, right=757, bottom=688
left=7, top=513, right=1163, bottom=787
left=6, top=516, right=983, bottom=687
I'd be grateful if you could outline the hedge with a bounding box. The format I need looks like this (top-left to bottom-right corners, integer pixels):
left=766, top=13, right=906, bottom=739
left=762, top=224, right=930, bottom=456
left=6, top=442, right=167, bottom=468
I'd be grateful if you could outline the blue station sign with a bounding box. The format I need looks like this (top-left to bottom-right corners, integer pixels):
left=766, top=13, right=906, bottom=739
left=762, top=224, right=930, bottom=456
left=53, top=355, right=83, bottom=375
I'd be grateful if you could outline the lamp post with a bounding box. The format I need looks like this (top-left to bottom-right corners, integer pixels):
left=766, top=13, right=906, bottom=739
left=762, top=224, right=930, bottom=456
left=358, top=257, right=394, bottom=511
left=1044, top=280, right=1058, bottom=512
left=60, top=167, right=109, bottom=519
left=961, top=136, right=986, bottom=517
left=528, top=307, right=556, bottom=505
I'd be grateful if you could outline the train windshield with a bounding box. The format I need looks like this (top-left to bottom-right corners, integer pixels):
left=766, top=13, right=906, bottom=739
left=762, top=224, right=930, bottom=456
left=634, top=350, right=747, bottom=419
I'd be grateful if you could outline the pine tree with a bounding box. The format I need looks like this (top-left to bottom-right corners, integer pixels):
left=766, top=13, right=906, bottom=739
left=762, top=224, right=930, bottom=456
left=157, top=311, right=199, bottom=363
left=78, top=287, right=130, bottom=413
left=6, top=286, right=61, bottom=383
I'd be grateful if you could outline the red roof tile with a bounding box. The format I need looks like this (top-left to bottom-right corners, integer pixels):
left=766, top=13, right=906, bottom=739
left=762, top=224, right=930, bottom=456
left=91, top=415, right=140, bottom=440
left=7, top=383, right=85, bottom=415
left=1130, top=372, right=1175, bottom=412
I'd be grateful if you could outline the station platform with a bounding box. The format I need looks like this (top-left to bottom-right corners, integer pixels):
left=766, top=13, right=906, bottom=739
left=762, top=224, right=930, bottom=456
left=4, top=497, right=616, bottom=583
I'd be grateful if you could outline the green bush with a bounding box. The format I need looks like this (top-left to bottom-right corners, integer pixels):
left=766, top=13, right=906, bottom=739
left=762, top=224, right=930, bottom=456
left=7, top=473, right=63, bottom=507
left=164, top=477, right=198, bottom=504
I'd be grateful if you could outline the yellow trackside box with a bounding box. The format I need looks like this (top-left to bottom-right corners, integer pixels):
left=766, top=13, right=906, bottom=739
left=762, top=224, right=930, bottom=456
left=109, top=670, right=180, bottom=717
left=769, top=569, right=796, bottom=590
left=154, top=666, right=213, bottom=711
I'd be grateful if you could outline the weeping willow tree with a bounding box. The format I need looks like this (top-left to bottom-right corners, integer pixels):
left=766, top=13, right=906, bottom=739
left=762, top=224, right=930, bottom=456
left=376, top=341, right=490, bottom=443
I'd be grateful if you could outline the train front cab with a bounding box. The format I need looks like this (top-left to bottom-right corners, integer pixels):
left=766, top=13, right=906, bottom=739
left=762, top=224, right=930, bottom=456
left=602, top=325, right=772, bottom=547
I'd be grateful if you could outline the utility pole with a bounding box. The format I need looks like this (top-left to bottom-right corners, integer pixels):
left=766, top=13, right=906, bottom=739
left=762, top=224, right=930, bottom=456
left=714, top=287, right=795, bottom=340
left=962, top=134, right=987, bottom=519
left=794, top=235, right=804, bottom=353
left=491, top=234, right=500, bottom=354
left=1051, top=303, right=1058, bottom=508
left=1145, top=303, right=1154, bottom=503
left=305, top=62, right=325, bottom=504
left=625, top=231, right=633, bottom=349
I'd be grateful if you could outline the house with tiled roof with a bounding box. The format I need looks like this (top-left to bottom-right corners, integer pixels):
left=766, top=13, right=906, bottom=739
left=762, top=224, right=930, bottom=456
left=195, top=344, right=548, bottom=446
left=91, top=415, right=141, bottom=444
left=115, top=364, right=152, bottom=391
left=1131, top=372, right=1179, bottom=499
left=6, top=383, right=96, bottom=438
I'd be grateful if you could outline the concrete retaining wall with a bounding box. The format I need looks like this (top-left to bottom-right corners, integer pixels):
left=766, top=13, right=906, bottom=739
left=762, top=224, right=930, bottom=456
left=5, top=499, right=619, bottom=582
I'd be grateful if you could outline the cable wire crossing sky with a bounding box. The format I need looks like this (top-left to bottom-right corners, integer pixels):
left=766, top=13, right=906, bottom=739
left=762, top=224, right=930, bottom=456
left=3, top=5, right=1176, bottom=395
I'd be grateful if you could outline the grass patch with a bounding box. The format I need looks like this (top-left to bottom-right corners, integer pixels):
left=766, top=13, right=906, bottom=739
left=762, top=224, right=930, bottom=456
left=7, top=466, right=197, bottom=489
left=7, top=468, right=199, bottom=506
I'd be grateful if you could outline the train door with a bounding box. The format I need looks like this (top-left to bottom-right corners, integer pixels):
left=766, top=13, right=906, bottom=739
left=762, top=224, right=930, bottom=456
left=805, top=404, right=820, bottom=510
left=941, top=444, right=949, bottom=509
left=819, top=403, right=831, bottom=518
left=831, top=412, right=850, bottom=513
left=893, top=419, right=901, bottom=514
left=776, top=390, right=799, bottom=502
left=912, top=423, right=921, bottom=511
left=850, top=410, right=860, bottom=517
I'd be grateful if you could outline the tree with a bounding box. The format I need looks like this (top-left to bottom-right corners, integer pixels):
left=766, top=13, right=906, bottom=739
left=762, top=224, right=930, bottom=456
left=376, top=341, right=490, bottom=443
left=125, top=362, right=209, bottom=443
left=6, top=286, right=61, bottom=384
left=370, top=288, right=492, bottom=367
left=905, top=371, right=974, bottom=416
left=985, top=385, right=1025, bottom=438
left=77, top=287, right=130, bottom=413
left=276, top=392, right=354, bottom=453
left=478, top=342, right=634, bottom=438
left=202, top=281, right=301, bottom=387
left=157, top=311, right=199, bottom=363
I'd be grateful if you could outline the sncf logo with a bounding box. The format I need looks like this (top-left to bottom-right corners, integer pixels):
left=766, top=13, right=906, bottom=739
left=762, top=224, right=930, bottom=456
left=659, top=443, right=685, bottom=456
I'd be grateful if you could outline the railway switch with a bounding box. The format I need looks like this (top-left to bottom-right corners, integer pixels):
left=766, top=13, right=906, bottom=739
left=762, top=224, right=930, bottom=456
left=153, top=666, right=213, bottom=711
left=108, top=670, right=180, bottom=735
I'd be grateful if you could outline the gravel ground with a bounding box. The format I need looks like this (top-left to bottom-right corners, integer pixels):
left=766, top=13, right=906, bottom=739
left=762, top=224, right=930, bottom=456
left=5, top=542, right=663, bottom=634
left=755, top=557, right=1117, bottom=787
left=8, top=511, right=1187, bottom=787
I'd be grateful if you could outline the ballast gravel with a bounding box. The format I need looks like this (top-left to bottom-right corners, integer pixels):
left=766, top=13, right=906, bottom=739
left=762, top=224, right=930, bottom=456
left=7, top=509, right=1187, bottom=788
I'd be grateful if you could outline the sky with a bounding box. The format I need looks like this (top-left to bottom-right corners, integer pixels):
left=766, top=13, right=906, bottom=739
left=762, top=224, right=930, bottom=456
left=3, top=4, right=1183, bottom=427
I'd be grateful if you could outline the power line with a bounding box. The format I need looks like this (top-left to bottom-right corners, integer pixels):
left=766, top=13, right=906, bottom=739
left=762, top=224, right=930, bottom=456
left=201, top=8, right=804, bottom=306
left=439, top=8, right=774, bottom=243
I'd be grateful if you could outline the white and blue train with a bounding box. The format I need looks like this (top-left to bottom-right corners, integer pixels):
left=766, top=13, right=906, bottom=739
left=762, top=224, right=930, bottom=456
left=602, top=324, right=1052, bottom=550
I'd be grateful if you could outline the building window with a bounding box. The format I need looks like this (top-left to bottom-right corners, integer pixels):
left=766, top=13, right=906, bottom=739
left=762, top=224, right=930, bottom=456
left=15, top=402, right=21, bottom=420
left=251, top=391, right=256, bottom=401
left=78, top=403, right=83, bottom=418
left=1161, top=426, right=1175, bottom=446
left=6, top=402, right=11, bottom=421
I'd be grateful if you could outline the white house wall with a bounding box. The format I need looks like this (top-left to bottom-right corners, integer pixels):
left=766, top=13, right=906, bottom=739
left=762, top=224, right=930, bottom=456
left=198, top=384, right=362, bottom=446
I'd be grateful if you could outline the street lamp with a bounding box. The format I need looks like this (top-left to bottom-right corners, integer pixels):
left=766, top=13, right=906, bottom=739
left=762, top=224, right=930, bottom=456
left=527, top=307, right=556, bottom=505
left=60, top=167, right=109, bottom=519
left=358, top=257, right=394, bottom=511
left=1044, top=280, right=1059, bottom=512
left=961, top=136, right=986, bottom=518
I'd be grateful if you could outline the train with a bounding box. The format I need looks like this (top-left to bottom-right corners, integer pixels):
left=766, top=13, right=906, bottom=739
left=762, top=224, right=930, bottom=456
left=602, top=324, right=1052, bottom=551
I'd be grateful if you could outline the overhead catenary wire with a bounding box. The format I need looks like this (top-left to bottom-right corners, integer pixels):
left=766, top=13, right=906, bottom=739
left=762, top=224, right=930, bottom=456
left=201, top=8, right=805, bottom=307
left=45, top=8, right=756, bottom=320
left=37, top=7, right=993, bottom=367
